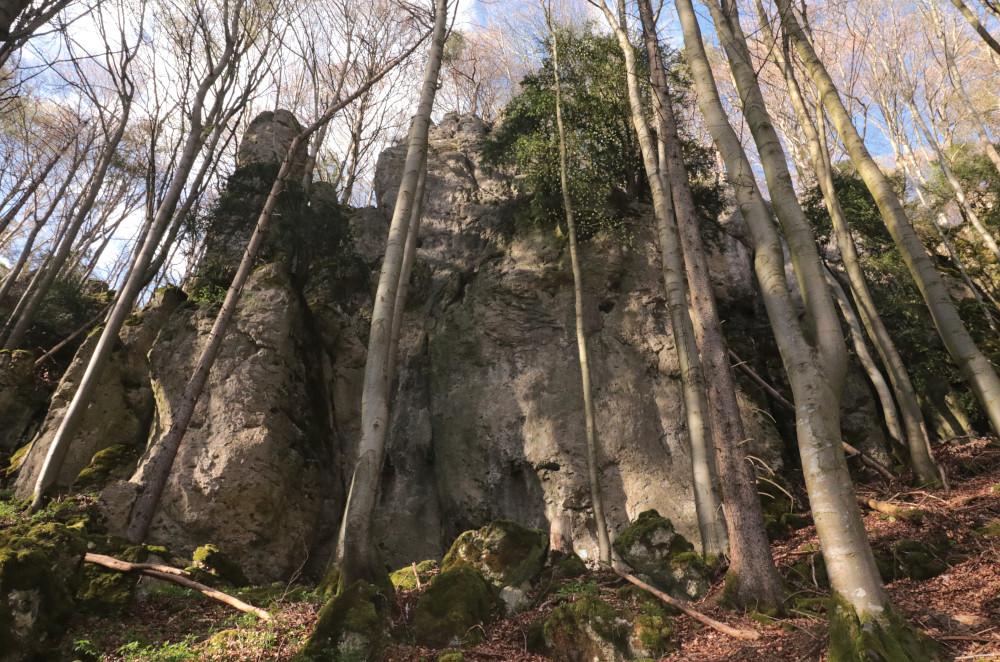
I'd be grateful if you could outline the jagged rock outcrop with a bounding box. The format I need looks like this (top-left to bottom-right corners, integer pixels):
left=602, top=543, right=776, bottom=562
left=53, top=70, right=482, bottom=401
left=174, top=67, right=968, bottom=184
left=0, top=350, right=46, bottom=454
left=6, top=110, right=894, bottom=583
left=12, top=287, right=184, bottom=497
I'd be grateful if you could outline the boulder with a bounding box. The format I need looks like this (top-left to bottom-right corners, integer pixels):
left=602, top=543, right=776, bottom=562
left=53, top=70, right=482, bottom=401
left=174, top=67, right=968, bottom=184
left=442, top=520, right=548, bottom=588
left=412, top=566, right=498, bottom=648
left=294, top=580, right=391, bottom=662
left=0, top=350, right=47, bottom=454
left=529, top=592, right=673, bottom=662
left=612, top=510, right=709, bottom=601
left=0, top=521, right=87, bottom=662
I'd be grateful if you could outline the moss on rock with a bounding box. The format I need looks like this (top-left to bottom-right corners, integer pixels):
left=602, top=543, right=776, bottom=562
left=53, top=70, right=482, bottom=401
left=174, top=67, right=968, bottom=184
left=537, top=595, right=630, bottom=662
left=390, top=559, right=439, bottom=591
left=75, top=534, right=150, bottom=615
left=294, top=580, right=391, bottom=662
left=612, top=510, right=709, bottom=600
left=442, top=520, right=548, bottom=589
left=190, top=544, right=249, bottom=586
left=0, top=521, right=88, bottom=659
left=412, top=566, right=498, bottom=648
left=554, top=553, right=587, bottom=580
left=71, top=444, right=140, bottom=493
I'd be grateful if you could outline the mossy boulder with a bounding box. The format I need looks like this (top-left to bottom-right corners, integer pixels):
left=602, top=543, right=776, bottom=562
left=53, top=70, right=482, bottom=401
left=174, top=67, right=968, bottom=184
left=71, top=444, right=140, bottom=493
left=612, top=510, right=708, bottom=601
left=0, top=521, right=88, bottom=661
left=390, top=559, right=438, bottom=591
left=75, top=534, right=149, bottom=614
left=442, top=520, right=548, bottom=589
left=438, top=652, right=463, bottom=662
left=294, top=580, right=391, bottom=662
left=412, top=566, right=498, bottom=648
left=529, top=591, right=671, bottom=662
left=189, top=544, right=249, bottom=586
left=554, top=553, right=587, bottom=579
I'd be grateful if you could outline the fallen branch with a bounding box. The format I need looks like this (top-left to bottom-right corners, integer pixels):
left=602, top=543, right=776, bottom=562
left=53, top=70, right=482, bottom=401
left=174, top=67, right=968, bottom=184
left=609, top=566, right=760, bottom=640
left=841, top=443, right=896, bottom=482
left=84, top=552, right=271, bottom=620
left=412, top=562, right=422, bottom=588
left=856, top=497, right=926, bottom=523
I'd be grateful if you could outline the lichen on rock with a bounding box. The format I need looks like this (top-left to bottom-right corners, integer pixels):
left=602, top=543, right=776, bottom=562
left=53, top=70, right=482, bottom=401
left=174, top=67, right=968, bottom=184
left=442, top=519, right=548, bottom=589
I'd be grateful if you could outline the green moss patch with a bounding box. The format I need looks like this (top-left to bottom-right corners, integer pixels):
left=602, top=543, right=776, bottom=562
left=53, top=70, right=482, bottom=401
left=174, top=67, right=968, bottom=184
left=71, top=444, right=140, bottom=493
left=294, top=580, right=391, bottom=662
left=390, top=559, right=439, bottom=591
left=0, top=521, right=88, bottom=658
left=412, top=566, right=498, bottom=648
left=442, top=520, right=548, bottom=588
left=553, top=553, right=587, bottom=579
left=190, top=544, right=249, bottom=587
left=75, top=534, right=149, bottom=615
left=828, top=593, right=947, bottom=662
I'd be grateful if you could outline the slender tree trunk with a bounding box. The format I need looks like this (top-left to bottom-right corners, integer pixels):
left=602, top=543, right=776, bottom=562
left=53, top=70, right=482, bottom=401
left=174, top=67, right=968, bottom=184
left=328, top=0, right=448, bottom=590
left=26, top=3, right=250, bottom=509
left=2, top=111, right=131, bottom=350
left=936, top=13, right=1000, bottom=175
left=638, top=0, right=789, bottom=605
left=825, top=268, right=905, bottom=452
left=776, top=0, right=1000, bottom=438
left=0, top=135, right=74, bottom=237
left=126, top=134, right=307, bottom=542
left=124, top=29, right=435, bottom=542
left=590, top=0, right=728, bottom=564
left=676, top=2, right=940, bottom=657
left=546, top=5, right=611, bottom=563
left=948, top=0, right=1000, bottom=56
left=755, top=8, right=941, bottom=484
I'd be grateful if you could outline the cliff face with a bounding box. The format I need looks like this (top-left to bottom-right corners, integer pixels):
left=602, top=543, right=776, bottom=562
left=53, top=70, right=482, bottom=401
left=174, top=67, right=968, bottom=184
left=5, top=111, right=889, bottom=581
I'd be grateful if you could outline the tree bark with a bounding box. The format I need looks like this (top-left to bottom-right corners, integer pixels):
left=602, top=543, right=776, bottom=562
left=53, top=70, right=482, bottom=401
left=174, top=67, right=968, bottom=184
left=590, top=0, right=729, bottom=564
left=675, top=2, right=939, bottom=656
left=754, top=10, right=941, bottom=484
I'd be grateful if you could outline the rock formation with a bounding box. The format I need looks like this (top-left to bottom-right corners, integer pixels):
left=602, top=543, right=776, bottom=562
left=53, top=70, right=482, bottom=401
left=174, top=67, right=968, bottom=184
left=4, top=110, right=893, bottom=583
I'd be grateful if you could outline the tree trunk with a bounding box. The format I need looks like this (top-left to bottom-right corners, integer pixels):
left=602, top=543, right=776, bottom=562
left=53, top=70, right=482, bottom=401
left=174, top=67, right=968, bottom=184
left=331, top=0, right=448, bottom=591
left=776, top=0, right=1000, bottom=439
left=675, top=2, right=942, bottom=657
left=546, top=4, right=611, bottom=563
left=756, top=10, right=941, bottom=484
left=592, top=0, right=728, bottom=563
left=948, top=0, right=1000, bottom=56
left=638, top=0, right=789, bottom=606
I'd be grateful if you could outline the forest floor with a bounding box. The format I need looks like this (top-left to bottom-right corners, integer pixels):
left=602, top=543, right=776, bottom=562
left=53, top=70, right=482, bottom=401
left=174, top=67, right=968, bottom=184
left=62, top=436, right=1000, bottom=662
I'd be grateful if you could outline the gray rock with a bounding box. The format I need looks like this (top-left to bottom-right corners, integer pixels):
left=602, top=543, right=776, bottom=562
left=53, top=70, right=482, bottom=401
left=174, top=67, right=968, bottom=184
left=0, top=349, right=47, bottom=454
left=499, top=585, right=530, bottom=614
left=612, top=510, right=709, bottom=601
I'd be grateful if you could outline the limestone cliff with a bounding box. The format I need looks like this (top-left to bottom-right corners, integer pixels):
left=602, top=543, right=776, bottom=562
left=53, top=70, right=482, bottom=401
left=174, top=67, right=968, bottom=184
left=5, top=111, right=891, bottom=582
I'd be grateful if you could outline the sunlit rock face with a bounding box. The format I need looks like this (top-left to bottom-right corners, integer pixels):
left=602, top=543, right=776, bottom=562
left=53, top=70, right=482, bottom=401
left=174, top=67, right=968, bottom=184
left=9, top=110, right=891, bottom=581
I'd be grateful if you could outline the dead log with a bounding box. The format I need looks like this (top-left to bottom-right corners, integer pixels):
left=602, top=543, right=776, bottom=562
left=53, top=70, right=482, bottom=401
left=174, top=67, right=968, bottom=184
left=609, top=566, right=760, bottom=640
left=856, top=497, right=926, bottom=523
left=84, top=552, right=271, bottom=620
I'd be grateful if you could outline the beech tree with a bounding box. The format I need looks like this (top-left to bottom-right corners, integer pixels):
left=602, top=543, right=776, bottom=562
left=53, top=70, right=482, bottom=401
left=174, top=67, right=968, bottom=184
left=330, top=0, right=449, bottom=590
left=544, top=0, right=611, bottom=564
left=676, top=0, right=942, bottom=656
